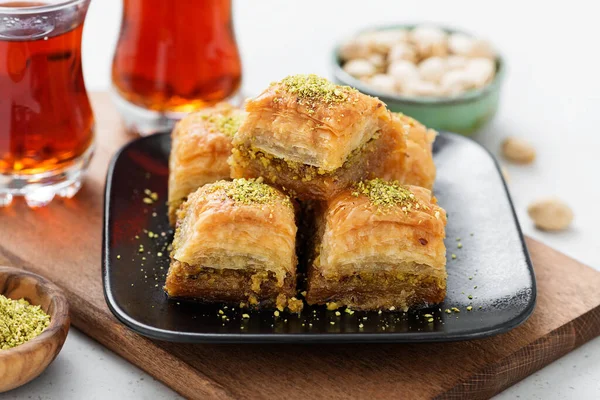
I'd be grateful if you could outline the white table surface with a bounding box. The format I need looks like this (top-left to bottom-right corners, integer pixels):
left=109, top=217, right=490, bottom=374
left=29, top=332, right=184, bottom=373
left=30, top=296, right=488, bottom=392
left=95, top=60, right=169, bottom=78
left=4, top=1, right=600, bottom=399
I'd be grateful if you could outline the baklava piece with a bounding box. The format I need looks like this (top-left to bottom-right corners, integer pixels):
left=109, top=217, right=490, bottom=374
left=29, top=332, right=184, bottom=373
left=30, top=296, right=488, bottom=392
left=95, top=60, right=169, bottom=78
left=166, top=179, right=299, bottom=310
left=381, top=113, right=437, bottom=190
left=230, top=74, right=405, bottom=200
left=168, top=103, right=245, bottom=224
left=306, top=178, right=447, bottom=311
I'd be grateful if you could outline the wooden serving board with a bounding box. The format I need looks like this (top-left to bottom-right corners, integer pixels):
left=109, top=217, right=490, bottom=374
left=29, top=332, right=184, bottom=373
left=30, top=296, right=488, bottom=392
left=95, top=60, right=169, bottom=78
left=1, top=93, right=599, bottom=400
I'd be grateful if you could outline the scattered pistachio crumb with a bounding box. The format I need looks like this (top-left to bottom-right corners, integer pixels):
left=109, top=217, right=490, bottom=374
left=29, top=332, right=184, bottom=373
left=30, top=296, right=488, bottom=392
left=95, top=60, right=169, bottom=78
left=456, top=237, right=461, bottom=241
left=335, top=311, right=341, bottom=316
left=389, top=306, right=396, bottom=311
left=359, top=323, right=364, bottom=329
left=445, top=309, right=452, bottom=314
left=427, top=318, right=434, bottom=323
left=345, top=308, right=354, bottom=315
left=467, top=306, right=473, bottom=311
left=451, top=307, right=461, bottom=313
left=157, top=252, right=163, bottom=257
left=451, top=254, right=457, bottom=259
left=242, top=313, right=250, bottom=319
left=116, top=255, right=121, bottom=259
left=468, top=295, right=473, bottom=300
left=326, top=302, right=339, bottom=311
left=330, top=321, right=335, bottom=325
left=423, top=313, right=433, bottom=318
left=378, top=310, right=382, bottom=315
left=274, top=310, right=280, bottom=317
left=457, top=243, right=463, bottom=249
left=218, top=310, right=224, bottom=315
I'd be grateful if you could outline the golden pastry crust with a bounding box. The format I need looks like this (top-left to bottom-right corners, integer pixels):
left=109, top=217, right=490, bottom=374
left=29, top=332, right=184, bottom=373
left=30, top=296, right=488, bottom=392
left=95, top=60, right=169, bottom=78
left=235, top=74, right=391, bottom=172
left=381, top=113, right=437, bottom=190
left=306, top=180, right=447, bottom=311
left=230, top=128, right=401, bottom=201
left=166, top=179, right=298, bottom=308
left=168, top=103, right=245, bottom=224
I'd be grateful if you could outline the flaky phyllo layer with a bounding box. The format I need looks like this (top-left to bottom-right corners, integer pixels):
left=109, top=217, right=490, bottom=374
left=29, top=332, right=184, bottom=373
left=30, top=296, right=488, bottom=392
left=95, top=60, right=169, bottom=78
left=381, top=113, right=437, bottom=190
left=168, top=103, right=246, bottom=224
left=306, top=179, right=447, bottom=310
left=169, top=179, right=297, bottom=288
left=234, top=74, right=402, bottom=170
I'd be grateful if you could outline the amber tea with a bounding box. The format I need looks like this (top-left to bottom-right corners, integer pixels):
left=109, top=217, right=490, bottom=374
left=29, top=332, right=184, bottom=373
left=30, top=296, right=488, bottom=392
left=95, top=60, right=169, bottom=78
left=0, top=0, right=94, bottom=207
left=111, top=0, right=242, bottom=135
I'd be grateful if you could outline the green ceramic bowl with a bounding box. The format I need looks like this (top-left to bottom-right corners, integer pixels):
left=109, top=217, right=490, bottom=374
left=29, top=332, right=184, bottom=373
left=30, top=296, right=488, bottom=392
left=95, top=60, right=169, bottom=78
left=332, top=25, right=505, bottom=135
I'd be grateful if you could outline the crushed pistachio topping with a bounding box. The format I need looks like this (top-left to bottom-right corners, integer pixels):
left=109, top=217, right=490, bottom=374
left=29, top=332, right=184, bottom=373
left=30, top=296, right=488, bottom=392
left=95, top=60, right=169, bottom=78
left=206, top=179, right=291, bottom=207
left=0, top=295, right=50, bottom=350
left=352, top=178, right=418, bottom=210
left=278, top=74, right=357, bottom=106
left=202, top=112, right=244, bottom=137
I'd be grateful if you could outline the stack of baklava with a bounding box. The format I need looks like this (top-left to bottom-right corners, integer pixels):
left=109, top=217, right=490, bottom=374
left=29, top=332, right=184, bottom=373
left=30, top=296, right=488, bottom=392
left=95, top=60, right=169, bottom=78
left=165, top=74, right=447, bottom=312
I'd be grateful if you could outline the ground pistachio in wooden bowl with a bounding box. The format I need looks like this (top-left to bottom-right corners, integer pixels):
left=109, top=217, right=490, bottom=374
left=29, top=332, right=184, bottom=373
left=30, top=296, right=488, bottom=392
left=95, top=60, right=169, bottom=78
left=332, top=24, right=505, bottom=135
left=0, top=266, right=70, bottom=393
left=0, top=294, right=50, bottom=350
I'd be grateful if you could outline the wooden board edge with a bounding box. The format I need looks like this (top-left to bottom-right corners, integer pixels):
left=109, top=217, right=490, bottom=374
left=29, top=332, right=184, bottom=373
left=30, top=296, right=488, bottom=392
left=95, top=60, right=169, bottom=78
left=436, top=305, right=600, bottom=399
left=59, top=292, right=236, bottom=400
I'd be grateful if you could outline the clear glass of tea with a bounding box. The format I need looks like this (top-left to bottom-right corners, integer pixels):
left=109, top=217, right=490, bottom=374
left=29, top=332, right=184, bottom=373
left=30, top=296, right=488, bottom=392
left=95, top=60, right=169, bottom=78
left=0, top=0, right=94, bottom=208
left=111, top=0, right=243, bottom=136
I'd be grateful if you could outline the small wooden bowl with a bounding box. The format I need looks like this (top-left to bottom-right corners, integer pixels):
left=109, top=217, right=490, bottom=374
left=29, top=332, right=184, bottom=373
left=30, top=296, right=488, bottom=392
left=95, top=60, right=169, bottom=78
left=0, top=266, right=70, bottom=393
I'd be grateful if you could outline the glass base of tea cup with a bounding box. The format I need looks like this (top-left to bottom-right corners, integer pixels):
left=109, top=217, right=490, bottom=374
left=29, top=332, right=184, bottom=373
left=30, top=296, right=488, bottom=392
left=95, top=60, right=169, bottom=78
left=0, top=145, right=94, bottom=208
left=110, top=88, right=243, bottom=136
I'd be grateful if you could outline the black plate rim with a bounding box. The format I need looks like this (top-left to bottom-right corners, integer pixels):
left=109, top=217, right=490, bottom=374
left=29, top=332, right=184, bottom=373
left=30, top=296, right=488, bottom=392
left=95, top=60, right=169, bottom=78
left=102, top=132, right=536, bottom=344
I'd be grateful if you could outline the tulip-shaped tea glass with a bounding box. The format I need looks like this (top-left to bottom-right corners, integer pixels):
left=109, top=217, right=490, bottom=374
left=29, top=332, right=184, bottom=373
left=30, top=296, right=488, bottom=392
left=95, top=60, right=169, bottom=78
left=111, top=0, right=242, bottom=136
left=0, top=0, right=94, bottom=208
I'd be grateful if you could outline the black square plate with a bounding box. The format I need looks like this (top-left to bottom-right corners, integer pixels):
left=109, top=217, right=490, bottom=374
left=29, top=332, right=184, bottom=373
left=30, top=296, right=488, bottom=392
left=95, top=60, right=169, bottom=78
left=102, top=132, right=535, bottom=343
